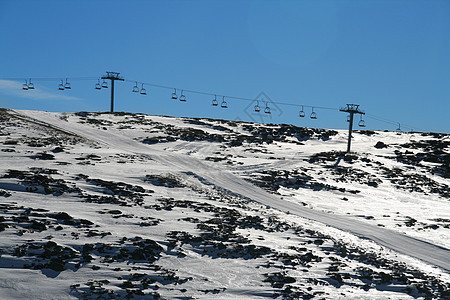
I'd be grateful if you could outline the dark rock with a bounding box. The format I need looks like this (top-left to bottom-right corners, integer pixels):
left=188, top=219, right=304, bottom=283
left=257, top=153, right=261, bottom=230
left=375, top=141, right=388, bottom=149
left=47, top=259, right=65, bottom=272
left=32, top=152, right=55, bottom=160
left=49, top=212, right=73, bottom=221
left=4, top=140, right=18, bottom=145
left=51, top=147, right=64, bottom=153
left=30, top=220, right=47, bottom=231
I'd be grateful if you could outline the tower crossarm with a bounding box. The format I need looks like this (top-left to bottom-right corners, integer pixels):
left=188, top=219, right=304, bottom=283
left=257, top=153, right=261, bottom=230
left=339, top=104, right=365, bottom=115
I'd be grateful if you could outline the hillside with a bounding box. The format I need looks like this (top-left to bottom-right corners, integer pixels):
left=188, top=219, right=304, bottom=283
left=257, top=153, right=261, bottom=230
left=0, top=109, right=449, bottom=299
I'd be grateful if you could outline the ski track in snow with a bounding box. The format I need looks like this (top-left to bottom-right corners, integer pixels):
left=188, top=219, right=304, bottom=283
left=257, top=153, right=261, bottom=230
left=13, top=109, right=450, bottom=274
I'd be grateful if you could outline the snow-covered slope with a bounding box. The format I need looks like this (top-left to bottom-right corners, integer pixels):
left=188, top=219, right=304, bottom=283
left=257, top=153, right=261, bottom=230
left=0, top=109, right=449, bottom=299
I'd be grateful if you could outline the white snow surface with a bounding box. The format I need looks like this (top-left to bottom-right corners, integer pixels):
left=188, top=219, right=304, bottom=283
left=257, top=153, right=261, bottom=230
left=0, top=109, right=449, bottom=299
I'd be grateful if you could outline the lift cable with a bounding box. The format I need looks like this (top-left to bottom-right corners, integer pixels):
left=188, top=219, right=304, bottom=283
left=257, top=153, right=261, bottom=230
left=364, top=114, right=428, bottom=132
left=124, top=77, right=433, bottom=132
left=123, top=79, right=339, bottom=111
left=0, top=77, right=98, bottom=81
left=0, top=75, right=429, bottom=132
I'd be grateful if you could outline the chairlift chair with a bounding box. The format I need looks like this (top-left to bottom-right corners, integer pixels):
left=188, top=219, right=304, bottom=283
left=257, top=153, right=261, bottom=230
left=58, top=80, right=65, bottom=90
left=22, top=80, right=28, bottom=90
left=27, top=79, right=34, bottom=90
left=396, top=123, right=401, bottom=132
left=179, top=90, right=186, bottom=101
left=171, top=89, right=178, bottom=100
left=310, top=108, right=317, bottom=119
left=212, top=95, right=218, bottom=106
left=101, top=80, right=108, bottom=88
left=221, top=97, right=228, bottom=108
left=132, top=82, right=139, bottom=93
left=95, top=79, right=101, bottom=90
left=140, top=84, right=147, bottom=95
left=264, top=103, right=271, bottom=114
left=64, top=79, right=71, bottom=90
left=358, top=115, right=366, bottom=127
left=346, top=115, right=350, bottom=122
left=299, top=106, right=305, bottom=117
left=254, top=101, right=261, bottom=112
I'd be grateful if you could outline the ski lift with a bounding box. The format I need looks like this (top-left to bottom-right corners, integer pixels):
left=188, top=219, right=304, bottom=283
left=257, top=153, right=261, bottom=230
left=396, top=123, right=401, bottom=132
left=310, top=107, right=317, bottom=119
left=358, top=115, right=366, bottom=127
left=212, top=95, right=218, bottom=106
left=27, top=79, right=34, bottom=90
left=132, top=82, right=139, bottom=93
left=58, top=80, right=65, bottom=90
left=264, top=102, right=271, bottom=114
left=171, top=89, right=178, bottom=100
left=22, top=80, right=29, bottom=90
left=64, top=78, right=71, bottom=89
left=101, top=79, right=108, bottom=88
left=140, top=84, right=147, bottom=95
left=95, top=79, right=101, bottom=90
left=179, top=90, right=186, bottom=101
left=254, top=101, right=261, bottom=112
left=221, top=96, right=228, bottom=108
left=346, top=115, right=350, bottom=122
left=299, top=105, right=305, bottom=117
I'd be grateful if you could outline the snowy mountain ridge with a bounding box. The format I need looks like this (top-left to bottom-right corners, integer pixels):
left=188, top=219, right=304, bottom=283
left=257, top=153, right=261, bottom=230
left=0, top=109, right=449, bottom=299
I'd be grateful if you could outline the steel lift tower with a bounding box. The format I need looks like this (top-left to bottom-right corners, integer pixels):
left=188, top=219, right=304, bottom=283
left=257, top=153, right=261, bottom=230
left=101, top=72, right=124, bottom=113
left=339, top=104, right=365, bottom=153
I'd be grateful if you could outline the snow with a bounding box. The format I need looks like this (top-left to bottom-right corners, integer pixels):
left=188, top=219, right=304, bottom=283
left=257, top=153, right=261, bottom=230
left=0, top=109, right=449, bottom=299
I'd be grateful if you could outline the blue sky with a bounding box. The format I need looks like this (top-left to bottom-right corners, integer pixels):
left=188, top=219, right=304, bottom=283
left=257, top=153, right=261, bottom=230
left=1, top=0, right=449, bottom=133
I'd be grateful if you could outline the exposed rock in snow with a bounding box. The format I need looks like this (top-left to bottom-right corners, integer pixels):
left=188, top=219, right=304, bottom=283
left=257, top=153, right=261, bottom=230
left=0, top=109, right=449, bottom=299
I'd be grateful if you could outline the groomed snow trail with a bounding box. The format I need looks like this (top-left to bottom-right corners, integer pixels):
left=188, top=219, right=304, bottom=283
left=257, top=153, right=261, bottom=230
left=13, top=110, right=450, bottom=273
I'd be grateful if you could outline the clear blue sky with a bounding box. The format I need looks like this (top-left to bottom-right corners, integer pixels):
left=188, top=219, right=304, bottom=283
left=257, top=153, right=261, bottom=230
left=1, top=0, right=449, bottom=133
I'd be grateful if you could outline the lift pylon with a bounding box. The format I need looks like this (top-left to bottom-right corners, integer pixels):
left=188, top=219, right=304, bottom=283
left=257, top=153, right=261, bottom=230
left=101, top=72, right=124, bottom=112
left=339, top=104, right=365, bottom=153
